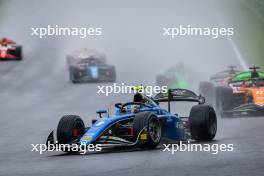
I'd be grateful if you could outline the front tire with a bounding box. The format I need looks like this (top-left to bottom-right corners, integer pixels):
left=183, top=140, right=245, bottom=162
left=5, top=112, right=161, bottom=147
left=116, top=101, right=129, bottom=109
left=57, top=115, right=85, bottom=152
left=133, top=112, right=162, bottom=149
left=15, top=46, right=23, bottom=60
left=215, top=87, right=234, bottom=117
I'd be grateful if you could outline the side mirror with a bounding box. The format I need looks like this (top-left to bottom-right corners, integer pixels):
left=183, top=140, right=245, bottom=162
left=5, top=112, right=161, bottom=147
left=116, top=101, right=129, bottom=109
left=96, top=110, right=107, bottom=118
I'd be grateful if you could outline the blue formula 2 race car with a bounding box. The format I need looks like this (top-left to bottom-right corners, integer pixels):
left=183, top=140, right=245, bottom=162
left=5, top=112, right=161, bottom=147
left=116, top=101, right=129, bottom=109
left=46, top=89, right=217, bottom=153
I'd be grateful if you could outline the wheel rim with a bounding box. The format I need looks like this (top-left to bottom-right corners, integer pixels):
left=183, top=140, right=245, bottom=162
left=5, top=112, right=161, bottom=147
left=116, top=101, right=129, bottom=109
left=148, top=117, right=161, bottom=143
left=72, top=122, right=84, bottom=141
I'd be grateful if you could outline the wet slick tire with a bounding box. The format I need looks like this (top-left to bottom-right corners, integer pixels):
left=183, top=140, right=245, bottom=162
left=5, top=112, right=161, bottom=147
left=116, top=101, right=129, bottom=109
left=189, top=105, right=217, bottom=141
left=57, top=115, right=85, bottom=152
left=133, top=112, right=162, bottom=149
left=107, top=66, right=116, bottom=82
left=69, top=69, right=79, bottom=84
left=15, top=46, right=23, bottom=60
left=215, top=87, right=234, bottom=117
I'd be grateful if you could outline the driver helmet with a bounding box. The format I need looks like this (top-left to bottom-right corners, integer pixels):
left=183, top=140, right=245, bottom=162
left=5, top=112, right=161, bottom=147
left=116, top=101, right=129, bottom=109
left=245, top=81, right=251, bottom=87
left=133, top=93, right=145, bottom=103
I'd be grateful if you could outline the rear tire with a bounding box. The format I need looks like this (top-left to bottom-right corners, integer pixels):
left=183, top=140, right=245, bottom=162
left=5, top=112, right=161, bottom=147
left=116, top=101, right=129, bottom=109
left=133, top=112, right=162, bottom=149
left=189, top=105, right=217, bottom=141
left=156, top=74, right=173, bottom=87
left=107, top=66, right=116, bottom=82
left=156, top=75, right=166, bottom=87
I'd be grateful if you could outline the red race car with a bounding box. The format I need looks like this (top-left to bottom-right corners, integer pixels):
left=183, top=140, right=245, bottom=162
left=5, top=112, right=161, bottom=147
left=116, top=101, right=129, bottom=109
left=0, top=38, right=23, bottom=60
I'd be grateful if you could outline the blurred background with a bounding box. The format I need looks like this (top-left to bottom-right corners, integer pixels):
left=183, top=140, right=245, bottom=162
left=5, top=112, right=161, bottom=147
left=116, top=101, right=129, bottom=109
left=222, top=0, right=264, bottom=68
left=0, top=1, right=263, bottom=176
left=0, top=0, right=262, bottom=88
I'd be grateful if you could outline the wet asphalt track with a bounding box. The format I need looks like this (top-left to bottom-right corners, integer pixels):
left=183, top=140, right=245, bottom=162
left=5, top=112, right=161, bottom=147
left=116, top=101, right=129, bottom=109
left=0, top=52, right=264, bottom=176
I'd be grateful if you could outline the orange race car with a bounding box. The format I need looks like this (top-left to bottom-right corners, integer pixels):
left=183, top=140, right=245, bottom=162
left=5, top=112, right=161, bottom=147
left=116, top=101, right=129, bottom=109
left=0, top=38, right=23, bottom=60
left=215, top=66, right=264, bottom=117
left=240, top=80, right=264, bottom=106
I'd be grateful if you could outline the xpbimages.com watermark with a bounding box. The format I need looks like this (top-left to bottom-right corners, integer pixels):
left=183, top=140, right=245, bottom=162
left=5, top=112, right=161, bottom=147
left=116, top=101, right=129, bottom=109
left=97, top=83, right=168, bottom=96
left=31, top=25, right=102, bottom=38
left=163, top=25, right=234, bottom=39
left=163, top=141, right=234, bottom=155
left=31, top=141, right=102, bottom=154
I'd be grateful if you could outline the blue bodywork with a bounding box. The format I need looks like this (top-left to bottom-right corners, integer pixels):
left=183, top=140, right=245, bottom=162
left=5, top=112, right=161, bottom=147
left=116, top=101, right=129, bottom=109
left=89, top=66, right=99, bottom=79
left=79, top=103, right=187, bottom=145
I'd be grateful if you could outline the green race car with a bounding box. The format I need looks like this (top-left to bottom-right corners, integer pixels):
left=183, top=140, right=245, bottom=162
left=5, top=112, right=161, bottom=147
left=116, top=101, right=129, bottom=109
left=156, top=64, right=190, bottom=89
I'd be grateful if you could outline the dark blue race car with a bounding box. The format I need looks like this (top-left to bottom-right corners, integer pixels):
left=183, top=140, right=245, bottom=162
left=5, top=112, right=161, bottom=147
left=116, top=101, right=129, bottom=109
left=66, top=50, right=116, bottom=83
left=46, top=89, right=217, bottom=152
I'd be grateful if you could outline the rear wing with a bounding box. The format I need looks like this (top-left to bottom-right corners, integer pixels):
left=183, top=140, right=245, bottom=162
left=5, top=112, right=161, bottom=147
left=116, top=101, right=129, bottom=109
left=154, top=89, right=205, bottom=112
